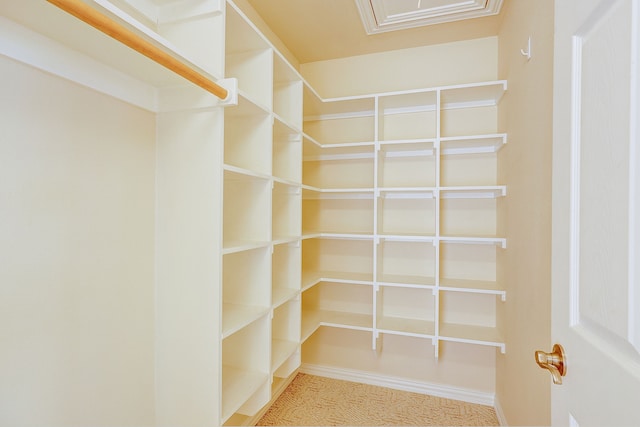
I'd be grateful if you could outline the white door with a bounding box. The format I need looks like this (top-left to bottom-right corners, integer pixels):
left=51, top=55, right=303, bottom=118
left=551, top=0, right=640, bottom=425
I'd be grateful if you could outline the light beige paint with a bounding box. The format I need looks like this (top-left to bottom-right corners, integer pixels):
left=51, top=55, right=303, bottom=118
left=301, top=36, right=498, bottom=98
left=0, top=56, right=156, bottom=425
left=496, top=0, right=554, bottom=425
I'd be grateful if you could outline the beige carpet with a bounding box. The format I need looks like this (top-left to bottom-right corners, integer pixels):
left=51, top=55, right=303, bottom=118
left=257, top=373, right=499, bottom=426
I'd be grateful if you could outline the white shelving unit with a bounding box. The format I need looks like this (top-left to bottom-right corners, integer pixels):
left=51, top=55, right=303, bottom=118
left=301, top=81, right=507, bottom=357
left=221, top=3, right=302, bottom=425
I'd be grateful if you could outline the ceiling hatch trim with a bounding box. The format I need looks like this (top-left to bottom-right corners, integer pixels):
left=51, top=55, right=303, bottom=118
left=355, top=0, right=504, bottom=34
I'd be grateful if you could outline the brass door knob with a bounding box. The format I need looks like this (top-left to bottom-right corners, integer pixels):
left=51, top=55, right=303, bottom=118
left=535, top=344, right=567, bottom=385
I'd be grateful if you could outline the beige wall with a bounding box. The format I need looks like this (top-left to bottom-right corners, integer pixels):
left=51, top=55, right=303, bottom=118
left=496, top=0, right=554, bottom=425
left=301, top=36, right=498, bottom=97
left=0, top=56, right=156, bottom=426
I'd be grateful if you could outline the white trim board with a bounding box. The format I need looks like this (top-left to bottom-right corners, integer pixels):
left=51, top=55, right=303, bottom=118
left=299, top=363, right=496, bottom=407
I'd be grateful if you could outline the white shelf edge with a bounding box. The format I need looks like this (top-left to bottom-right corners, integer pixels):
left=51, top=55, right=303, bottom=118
left=223, top=164, right=272, bottom=181
left=221, top=304, right=271, bottom=339
left=439, top=236, right=507, bottom=248
left=377, top=234, right=437, bottom=242
left=379, top=137, right=437, bottom=146
left=302, top=188, right=376, bottom=199
left=222, top=240, right=272, bottom=255
left=440, top=286, right=507, bottom=301
left=379, top=188, right=437, bottom=198
left=376, top=281, right=436, bottom=289
left=273, top=111, right=303, bottom=135
left=303, top=151, right=375, bottom=161
left=272, top=176, right=302, bottom=187
left=304, top=80, right=507, bottom=120
left=438, top=336, right=506, bottom=353
left=440, top=185, right=507, bottom=198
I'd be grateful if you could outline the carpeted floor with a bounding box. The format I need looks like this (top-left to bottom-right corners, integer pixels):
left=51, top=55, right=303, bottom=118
left=257, top=373, right=499, bottom=426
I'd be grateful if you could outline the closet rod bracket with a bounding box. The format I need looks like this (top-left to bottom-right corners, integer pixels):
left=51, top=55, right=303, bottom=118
left=217, top=78, right=238, bottom=106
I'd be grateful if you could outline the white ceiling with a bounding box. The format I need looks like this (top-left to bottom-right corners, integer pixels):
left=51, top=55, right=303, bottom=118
left=243, top=0, right=505, bottom=64
left=356, top=0, right=504, bottom=34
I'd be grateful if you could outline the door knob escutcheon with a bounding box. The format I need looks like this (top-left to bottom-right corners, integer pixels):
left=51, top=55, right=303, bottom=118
left=535, top=344, right=566, bottom=385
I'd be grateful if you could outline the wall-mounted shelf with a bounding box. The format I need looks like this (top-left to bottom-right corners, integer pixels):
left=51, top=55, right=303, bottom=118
left=301, top=80, right=507, bottom=357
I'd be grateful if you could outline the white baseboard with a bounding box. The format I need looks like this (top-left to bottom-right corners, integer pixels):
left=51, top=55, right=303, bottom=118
left=494, top=395, right=509, bottom=426
left=300, top=363, right=496, bottom=407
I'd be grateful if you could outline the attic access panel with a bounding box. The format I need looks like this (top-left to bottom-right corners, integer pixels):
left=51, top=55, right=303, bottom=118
left=355, top=0, right=503, bottom=34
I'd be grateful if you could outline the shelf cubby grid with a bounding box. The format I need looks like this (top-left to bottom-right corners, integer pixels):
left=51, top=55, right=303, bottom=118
left=222, top=247, right=271, bottom=338
left=376, top=286, right=436, bottom=337
left=272, top=242, right=301, bottom=308
left=222, top=170, right=271, bottom=251
left=376, top=240, right=436, bottom=287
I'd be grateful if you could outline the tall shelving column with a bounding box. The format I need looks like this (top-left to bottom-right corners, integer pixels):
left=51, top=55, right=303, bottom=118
left=301, top=85, right=377, bottom=347
left=222, top=2, right=303, bottom=425
left=222, top=4, right=273, bottom=423
left=436, top=82, right=508, bottom=353
left=269, top=51, right=303, bottom=401
left=374, top=89, right=439, bottom=353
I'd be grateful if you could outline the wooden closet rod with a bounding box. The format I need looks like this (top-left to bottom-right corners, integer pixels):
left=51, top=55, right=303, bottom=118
left=46, top=0, right=229, bottom=100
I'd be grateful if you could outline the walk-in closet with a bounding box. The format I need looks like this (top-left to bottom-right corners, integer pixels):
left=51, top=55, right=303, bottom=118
left=1, top=1, right=554, bottom=425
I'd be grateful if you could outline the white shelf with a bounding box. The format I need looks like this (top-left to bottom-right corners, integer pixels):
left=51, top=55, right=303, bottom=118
left=377, top=316, right=436, bottom=337
left=273, top=181, right=301, bottom=241
left=302, top=187, right=376, bottom=198
left=222, top=248, right=271, bottom=339
left=272, top=288, right=299, bottom=308
left=303, top=232, right=376, bottom=240
left=301, top=80, right=507, bottom=359
left=440, top=81, right=507, bottom=109
left=271, top=339, right=299, bottom=373
left=304, top=89, right=376, bottom=121
left=272, top=299, right=300, bottom=375
left=221, top=314, right=270, bottom=422
left=222, top=303, right=270, bottom=339
left=441, top=134, right=507, bottom=155
left=273, top=119, right=302, bottom=183
left=274, top=54, right=303, bottom=130
left=225, top=5, right=271, bottom=110
left=223, top=93, right=272, bottom=176
left=223, top=170, right=271, bottom=251
left=439, top=278, right=506, bottom=300
left=440, top=236, right=507, bottom=248
left=379, top=139, right=436, bottom=156
left=377, top=233, right=437, bottom=242
left=302, top=309, right=373, bottom=341
left=440, top=186, right=506, bottom=198
left=302, top=271, right=375, bottom=289
left=272, top=243, right=301, bottom=307
left=378, top=188, right=437, bottom=197
left=439, top=323, right=505, bottom=352
left=377, top=273, right=436, bottom=288
left=221, top=366, right=269, bottom=423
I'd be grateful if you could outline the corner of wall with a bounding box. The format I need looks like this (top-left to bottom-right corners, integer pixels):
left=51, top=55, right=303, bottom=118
left=495, top=0, right=554, bottom=425
left=229, top=0, right=301, bottom=70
